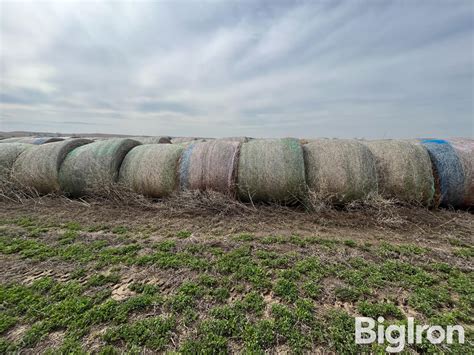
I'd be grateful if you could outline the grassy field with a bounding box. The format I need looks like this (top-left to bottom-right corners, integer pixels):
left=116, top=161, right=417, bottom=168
left=0, top=197, right=472, bottom=353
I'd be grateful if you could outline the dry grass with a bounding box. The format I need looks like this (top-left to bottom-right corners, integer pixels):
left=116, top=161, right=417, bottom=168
left=2, top=170, right=461, bottom=233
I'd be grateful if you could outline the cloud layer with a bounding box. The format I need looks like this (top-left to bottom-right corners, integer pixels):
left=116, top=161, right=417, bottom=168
left=1, top=1, right=473, bottom=138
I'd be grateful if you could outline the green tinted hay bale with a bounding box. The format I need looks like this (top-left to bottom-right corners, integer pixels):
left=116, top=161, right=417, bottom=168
left=179, top=140, right=241, bottom=195
left=11, top=139, right=92, bottom=193
left=119, top=144, right=184, bottom=197
left=447, top=138, right=473, bottom=207
left=132, top=136, right=172, bottom=144
left=303, top=139, right=378, bottom=203
left=0, top=143, right=33, bottom=180
left=59, top=138, right=140, bottom=196
left=365, top=140, right=435, bottom=205
left=237, top=138, right=306, bottom=203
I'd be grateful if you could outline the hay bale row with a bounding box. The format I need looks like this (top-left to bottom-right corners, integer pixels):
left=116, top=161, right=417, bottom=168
left=1, top=134, right=469, bottom=209
left=59, top=138, right=140, bottom=196
left=179, top=140, right=241, bottom=196
left=119, top=144, right=184, bottom=197
left=448, top=138, right=473, bottom=207
left=304, top=139, right=378, bottom=203
left=237, top=138, right=306, bottom=203
left=364, top=140, right=435, bottom=206
left=0, top=143, right=33, bottom=180
left=12, top=139, right=92, bottom=193
left=421, top=139, right=465, bottom=207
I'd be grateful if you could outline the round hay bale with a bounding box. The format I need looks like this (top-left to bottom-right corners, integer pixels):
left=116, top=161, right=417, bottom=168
left=179, top=140, right=241, bottom=195
left=364, top=140, right=435, bottom=205
left=304, top=139, right=378, bottom=203
left=132, top=136, right=172, bottom=144
left=421, top=139, right=465, bottom=207
left=11, top=139, right=92, bottom=193
left=59, top=138, right=141, bottom=196
left=237, top=138, right=306, bottom=203
left=448, top=138, right=474, bottom=207
left=119, top=144, right=184, bottom=197
left=0, top=143, right=33, bottom=180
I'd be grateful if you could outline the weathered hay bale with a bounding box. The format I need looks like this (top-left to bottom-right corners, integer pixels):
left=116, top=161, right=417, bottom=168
left=421, top=139, right=465, bottom=207
left=0, top=143, right=33, bottom=180
left=132, top=136, right=172, bottom=144
left=364, top=140, right=435, bottom=205
left=11, top=139, right=92, bottom=193
left=59, top=138, right=140, bottom=196
left=119, top=144, right=184, bottom=197
left=448, top=138, right=474, bottom=207
left=237, top=138, right=306, bottom=203
left=179, top=140, right=241, bottom=195
left=304, top=139, right=378, bottom=203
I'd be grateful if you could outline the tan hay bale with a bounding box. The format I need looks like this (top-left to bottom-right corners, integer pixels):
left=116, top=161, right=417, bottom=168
left=364, top=140, right=435, bottom=205
left=179, top=140, right=241, bottom=195
left=11, top=139, right=92, bottom=193
left=0, top=143, right=33, bottom=180
left=237, top=138, right=306, bottom=203
left=59, top=138, right=141, bottom=196
left=132, top=136, right=172, bottom=144
left=448, top=138, right=474, bottom=207
left=119, top=144, right=184, bottom=197
left=304, top=139, right=378, bottom=203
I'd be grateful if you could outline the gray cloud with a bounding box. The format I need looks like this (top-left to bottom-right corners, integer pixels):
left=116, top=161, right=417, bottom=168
left=0, top=1, right=473, bottom=138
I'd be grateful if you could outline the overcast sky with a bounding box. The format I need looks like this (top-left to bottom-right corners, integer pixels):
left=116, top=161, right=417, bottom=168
left=0, top=1, right=473, bottom=138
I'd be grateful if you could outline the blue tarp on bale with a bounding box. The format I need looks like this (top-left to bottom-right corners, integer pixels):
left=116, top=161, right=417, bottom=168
left=178, top=142, right=196, bottom=190
left=421, top=139, right=465, bottom=207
